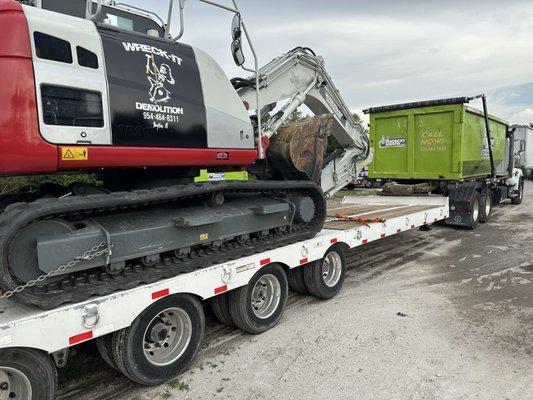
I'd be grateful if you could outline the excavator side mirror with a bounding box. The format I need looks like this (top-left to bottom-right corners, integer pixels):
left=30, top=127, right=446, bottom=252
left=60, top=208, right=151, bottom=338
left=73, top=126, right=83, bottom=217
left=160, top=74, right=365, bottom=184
left=231, top=38, right=245, bottom=66
left=231, top=14, right=244, bottom=66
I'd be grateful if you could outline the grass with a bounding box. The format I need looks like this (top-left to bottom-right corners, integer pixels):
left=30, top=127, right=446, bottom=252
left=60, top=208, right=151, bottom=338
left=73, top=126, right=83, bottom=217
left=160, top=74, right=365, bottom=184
left=167, top=378, right=189, bottom=391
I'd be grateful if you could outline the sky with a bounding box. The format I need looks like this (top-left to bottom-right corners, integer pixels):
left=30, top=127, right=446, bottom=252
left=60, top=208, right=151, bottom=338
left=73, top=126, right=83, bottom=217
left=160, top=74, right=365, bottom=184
left=129, top=0, right=533, bottom=124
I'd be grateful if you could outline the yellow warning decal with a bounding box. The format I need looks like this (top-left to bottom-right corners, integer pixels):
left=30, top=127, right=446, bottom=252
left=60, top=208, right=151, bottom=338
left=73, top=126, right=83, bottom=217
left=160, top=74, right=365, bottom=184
left=61, top=147, right=88, bottom=161
left=200, top=233, right=209, bottom=241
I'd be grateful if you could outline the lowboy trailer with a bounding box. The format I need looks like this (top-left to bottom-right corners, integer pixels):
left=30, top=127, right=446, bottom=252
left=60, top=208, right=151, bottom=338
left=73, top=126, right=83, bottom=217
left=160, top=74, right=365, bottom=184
left=0, top=196, right=448, bottom=399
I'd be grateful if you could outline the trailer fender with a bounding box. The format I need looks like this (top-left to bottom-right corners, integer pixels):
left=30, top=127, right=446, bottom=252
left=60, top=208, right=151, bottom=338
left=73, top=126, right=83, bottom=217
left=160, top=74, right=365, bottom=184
left=446, top=182, right=484, bottom=227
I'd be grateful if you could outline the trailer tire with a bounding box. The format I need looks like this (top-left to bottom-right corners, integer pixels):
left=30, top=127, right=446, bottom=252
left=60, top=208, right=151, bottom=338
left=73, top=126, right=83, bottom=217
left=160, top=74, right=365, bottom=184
left=96, top=334, right=118, bottom=370
left=0, top=348, right=57, bottom=400
left=479, top=189, right=492, bottom=223
left=465, top=192, right=481, bottom=229
left=511, top=180, right=524, bottom=205
left=228, top=263, right=288, bottom=334
left=303, top=245, right=346, bottom=299
left=211, top=293, right=235, bottom=327
left=111, top=294, right=205, bottom=386
left=287, top=266, right=308, bottom=294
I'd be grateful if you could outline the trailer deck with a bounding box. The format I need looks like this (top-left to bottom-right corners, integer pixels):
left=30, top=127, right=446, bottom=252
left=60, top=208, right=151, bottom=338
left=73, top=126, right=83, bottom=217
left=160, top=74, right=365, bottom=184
left=0, top=196, right=448, bottom=355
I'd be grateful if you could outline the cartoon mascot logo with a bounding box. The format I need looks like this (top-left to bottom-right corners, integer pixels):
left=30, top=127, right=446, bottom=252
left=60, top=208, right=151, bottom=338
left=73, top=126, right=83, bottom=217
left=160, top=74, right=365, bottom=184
left=145, top=54, right=175, bottom=104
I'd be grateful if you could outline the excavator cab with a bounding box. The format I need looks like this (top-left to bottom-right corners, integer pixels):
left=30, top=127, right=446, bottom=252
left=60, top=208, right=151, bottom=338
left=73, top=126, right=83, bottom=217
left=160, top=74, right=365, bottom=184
left=25, top=0, right=165, bottom=37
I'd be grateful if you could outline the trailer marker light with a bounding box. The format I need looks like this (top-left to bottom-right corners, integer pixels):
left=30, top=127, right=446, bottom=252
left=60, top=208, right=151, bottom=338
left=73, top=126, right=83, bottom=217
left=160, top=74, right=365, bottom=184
left=330, top=238, right=338, bottom=244
left=214, top=285, right=228, bottom=295
left=362, top=239, right=368, bottom=244
left=69, top=330, right=93, bottom=345
left=300, top=258, right=308, bottom=265
left=260, top=258, right=270, bottom=266
left=380, top=233, right=386, bottom=238
left=151, top=288, right=170, bottom=300
left=397, top=229, right=402, bottom=233
left=411, top=225, right=415, bottom=229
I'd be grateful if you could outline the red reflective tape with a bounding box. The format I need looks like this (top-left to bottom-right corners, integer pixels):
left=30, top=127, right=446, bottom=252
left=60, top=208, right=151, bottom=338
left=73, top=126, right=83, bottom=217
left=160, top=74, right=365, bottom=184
left=330, top=238, right=338, bottom=244
left=260, top=258, right=270, bottom=266
left=300, top=258, right=308, bottom=265
left=380, top=233, right=386, bottom=238
left=152, top=288, right=169, bottom=300
left=214, top=285, right=228, bottom=295
left=362, top=239, right=368, bottom=244
left=69, top=331, right=93, bottom=345
left=397, top=229, right=402, bottom=233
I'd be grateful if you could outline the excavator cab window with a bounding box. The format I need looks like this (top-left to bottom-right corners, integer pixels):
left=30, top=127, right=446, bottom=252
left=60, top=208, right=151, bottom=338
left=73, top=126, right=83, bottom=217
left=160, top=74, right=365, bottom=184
left=34, top=0, right=164, bottom=37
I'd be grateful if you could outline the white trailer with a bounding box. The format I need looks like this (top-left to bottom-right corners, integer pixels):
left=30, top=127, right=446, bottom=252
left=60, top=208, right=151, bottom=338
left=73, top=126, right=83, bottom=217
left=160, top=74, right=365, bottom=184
left=0, top=196, right=448, bottom=399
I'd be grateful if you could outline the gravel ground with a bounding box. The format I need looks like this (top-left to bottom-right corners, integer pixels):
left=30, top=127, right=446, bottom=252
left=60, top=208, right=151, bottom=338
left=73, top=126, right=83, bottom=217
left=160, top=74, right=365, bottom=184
left=58, top=182, right=533, bottom=400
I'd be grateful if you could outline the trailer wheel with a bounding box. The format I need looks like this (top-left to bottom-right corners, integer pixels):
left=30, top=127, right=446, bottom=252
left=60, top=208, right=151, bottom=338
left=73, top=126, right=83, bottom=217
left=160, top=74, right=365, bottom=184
left=210, top=293, right=235, bottom=327
left=0, top=348, right=57, bottom=400
left=479, top=189, right=492, bottom=223
left=465, top=192, right=481, bottom=229
left=96, top=334, right=118, bottom=370
left=228, top=263, right=288, bottom=334
left=287, top=266, right=308, bottom=294
left=511, top=180, right=524, bottom=205
left=303, top=245, right=346, bottom=299
left=111, top=294, right=205, bottom=386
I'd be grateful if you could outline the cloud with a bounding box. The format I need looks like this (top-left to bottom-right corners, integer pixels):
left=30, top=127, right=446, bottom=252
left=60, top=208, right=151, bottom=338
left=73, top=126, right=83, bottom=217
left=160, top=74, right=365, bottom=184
left=509, top=108, right=533, bottom=125
left=131, top=0, right=533, bottom=119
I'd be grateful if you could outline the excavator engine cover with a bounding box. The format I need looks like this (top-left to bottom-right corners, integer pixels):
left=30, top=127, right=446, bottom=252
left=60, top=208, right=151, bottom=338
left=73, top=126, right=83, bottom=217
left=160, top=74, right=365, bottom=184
left=267, top=114, right=333, bottom=184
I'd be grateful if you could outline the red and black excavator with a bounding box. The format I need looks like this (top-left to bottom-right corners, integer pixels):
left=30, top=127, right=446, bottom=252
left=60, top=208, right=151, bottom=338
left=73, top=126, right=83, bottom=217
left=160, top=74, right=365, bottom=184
left=0, top=0, right=370, bottom=309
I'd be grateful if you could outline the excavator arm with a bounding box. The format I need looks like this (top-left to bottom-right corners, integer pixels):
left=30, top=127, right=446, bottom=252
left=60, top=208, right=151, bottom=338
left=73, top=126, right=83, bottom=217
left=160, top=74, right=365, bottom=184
left=236, top=47, right=372, bottom=197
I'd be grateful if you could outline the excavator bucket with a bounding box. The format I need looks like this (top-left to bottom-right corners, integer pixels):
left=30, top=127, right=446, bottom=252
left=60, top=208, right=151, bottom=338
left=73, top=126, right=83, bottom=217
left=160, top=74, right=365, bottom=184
left=267, top=114, right=333, bottom=184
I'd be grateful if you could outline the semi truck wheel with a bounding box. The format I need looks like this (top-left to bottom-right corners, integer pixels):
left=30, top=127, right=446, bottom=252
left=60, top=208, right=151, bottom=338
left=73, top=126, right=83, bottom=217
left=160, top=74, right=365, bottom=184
left=228, top=263, right=288, bottom=334
left=287, top=266, right=308, bottom=294
left=96, top=334, right=118, bottom=370
left=211, top=293, right=235, bottom=327
left=511, top=180, right=524, bottom=205
left=111, top=294, right=205, bottom=386
left=303, top=245, right=346, bottom=299
left=479, top=189, right=492, bottom=223
left=465, top=192, right=481, bottom=229
left=0, top=348, right=57, bottom=400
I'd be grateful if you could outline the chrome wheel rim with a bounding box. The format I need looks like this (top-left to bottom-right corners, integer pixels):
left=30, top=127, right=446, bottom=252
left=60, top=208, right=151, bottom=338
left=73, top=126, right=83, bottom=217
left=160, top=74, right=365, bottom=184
left=143, top=307, right=192, bottom=367
left=485, top=195, right=491, bottom=216
left=0, top=367, right=32, bottom=400
left=251, top=274, right=281, bottom=319
left=322, top=251, right=343, bottom=287
left=472, top=199, right=479, bottom=222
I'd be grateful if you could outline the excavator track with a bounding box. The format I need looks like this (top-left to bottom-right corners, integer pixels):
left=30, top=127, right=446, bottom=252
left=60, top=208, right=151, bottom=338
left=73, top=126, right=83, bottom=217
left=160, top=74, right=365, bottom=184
left=0, top=181, right=326, bottom=309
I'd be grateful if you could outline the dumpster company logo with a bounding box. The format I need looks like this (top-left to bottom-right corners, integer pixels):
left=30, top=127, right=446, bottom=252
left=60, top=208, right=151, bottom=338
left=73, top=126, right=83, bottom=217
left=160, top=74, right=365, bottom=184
left=482, top=137, right=495, bottom=158
left=379, top=136, right=406, bottom=148
left=420, top=130, right=447, bottom=152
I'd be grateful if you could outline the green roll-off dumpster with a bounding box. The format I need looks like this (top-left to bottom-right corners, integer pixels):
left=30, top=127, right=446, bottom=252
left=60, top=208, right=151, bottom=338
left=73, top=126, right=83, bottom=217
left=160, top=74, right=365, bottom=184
left=365, top=97, right=508, bottom=181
